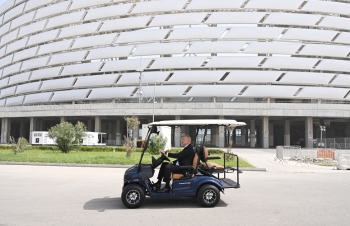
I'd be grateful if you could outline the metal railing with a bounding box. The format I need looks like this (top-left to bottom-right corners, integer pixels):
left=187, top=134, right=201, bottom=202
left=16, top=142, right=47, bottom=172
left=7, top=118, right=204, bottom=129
left=313, top=138, right=350, bottom=149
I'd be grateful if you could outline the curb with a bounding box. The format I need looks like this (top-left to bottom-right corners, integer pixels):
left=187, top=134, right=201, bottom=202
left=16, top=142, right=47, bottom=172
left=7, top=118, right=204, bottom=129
left=0, top=162, right=266, bottom=171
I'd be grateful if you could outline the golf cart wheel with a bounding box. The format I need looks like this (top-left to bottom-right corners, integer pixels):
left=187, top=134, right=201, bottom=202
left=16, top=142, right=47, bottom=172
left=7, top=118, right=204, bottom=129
left=121, top=184, right=145, bottom=209
left=197, top=185, right=220, bottom=207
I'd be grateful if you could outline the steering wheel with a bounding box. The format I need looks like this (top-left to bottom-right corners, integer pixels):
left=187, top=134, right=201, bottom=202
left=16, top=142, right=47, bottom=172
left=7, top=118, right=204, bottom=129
left=161, top=152, right=171, bottom=162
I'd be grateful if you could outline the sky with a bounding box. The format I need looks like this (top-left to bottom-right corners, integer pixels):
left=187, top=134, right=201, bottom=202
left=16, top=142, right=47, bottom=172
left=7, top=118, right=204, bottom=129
left=0, top=0, right=7, bottom=7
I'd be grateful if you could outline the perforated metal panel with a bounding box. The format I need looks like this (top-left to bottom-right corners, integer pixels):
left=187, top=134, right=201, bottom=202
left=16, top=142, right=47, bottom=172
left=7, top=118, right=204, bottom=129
left=300, top=44, right=350, bottom=58
left=245, top=0, right=304, bottom=10
left=151, top=57, right=206, bottom=69
left=18, top=20, right=47, bottom=38
left=168, top=71, right=225, bottom=84
left=25, top=0, right=53, bottom=12
left=3, top=62, right=21, bottom=77
left=280, top=72, right=335, bottom=85
left=332, top=75, right=350, bottom=87
left=319, top=16, right=350, bottom=31
left=262, top=57, right=319, bottom=70
left=41, top=77, right=76, bottom=91
left=187, top=0, right=245, bottom=10
left=88, top=87, right=135, bottom=99
left=38, top=40, right=72, bottom=56
left=72, top=34, right=117, bottom=49
left=46, top=11, right=85, bottom=30
left=8, top=72, right=30, bottom=85
left=58, top=22, right=100, bottom=39
left=61, top=62, right=102, bottom=76
left=6, top=37, right=27, bottom=54
left=0, top=77, right=9, bottom=88
left=168, top=27, right=226, bottom=40
left=224, top=71, right=282, bottom=83
left=206, top=12, right=265, bottom=24
left=3, top=3, right=25, bottom=23
left=70, top=0, right=111, bottom=10
left=84, top=4, right=132, bottom=21
left=16, top=82, right=40, bottom=94
left=27, top=30, right=59, bottom=46
left=224, top=27, right=284, bottom=40
left=100, top=16, right=151, bottom=32
left=132, top=0, right=187, bottom=14
left=6, top=96, right=24, bottom=106
left=30, top=67, right=62, bottom=81
left=24, top=92, right=52, bottom=104
left=118, top=72, right=169, bottom=85
left=244, top=42, right=301, bottom=55
left=21, top=56, right=49, bottom=71
left=35, top=1, right=70, bottom=20
left=264, top=13, right=321, bottom=26
left=116, top=29, right=169, bottom=44
left=74, top=74, right=118, bottom=88
left=101, top=59, right=152, bottom=72
left=297, top=87, right=349, bottom=100
left=301, top=0, right=350, bottom=16
left=242, top=85, right=299, bottom=98
left=133, top=42, right=188, bottom=56
left=150, top=13, right=207, bottom=27
left=187, top=41, right=245, bottom=54
left=206, top=56, right=264, bottom=68
left=282, top=28, right=338, bottom=42
left=187, top=85, right=245, bottom=97
left=1, top=86, right=16, bottom=98
left=10, top=11, right=35, bottom=30
left=51, top=89, right=89, bottom=102
left=316, top=60, right=350, bottom=73
left=86, top=46, right=134, bottom=60
left=0, top=54, right=13, bottom=68
left=48, top=51, right=87, bottom=66
left=137, top=85, right=188, bottom=98
left=336, top=33, right=350, bottom=44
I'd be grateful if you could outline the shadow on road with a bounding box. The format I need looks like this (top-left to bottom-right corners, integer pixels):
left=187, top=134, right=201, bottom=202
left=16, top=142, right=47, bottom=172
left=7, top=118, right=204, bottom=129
left=83, top=197, right=228, bottom=211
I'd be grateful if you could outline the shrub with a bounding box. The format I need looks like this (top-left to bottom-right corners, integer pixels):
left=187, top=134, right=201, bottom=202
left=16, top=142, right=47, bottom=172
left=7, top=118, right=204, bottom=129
left=48, top=121, right=87, bottom=153
left=9, top=137, right=29, bottom=155
left=124, top=117, right=140, bottom=158
left=147, top=133, right=168, bottom=155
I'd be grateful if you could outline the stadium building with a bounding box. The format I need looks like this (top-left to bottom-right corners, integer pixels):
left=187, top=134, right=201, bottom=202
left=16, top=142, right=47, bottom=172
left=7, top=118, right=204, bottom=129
left=0, top=0, right=350, bottom=148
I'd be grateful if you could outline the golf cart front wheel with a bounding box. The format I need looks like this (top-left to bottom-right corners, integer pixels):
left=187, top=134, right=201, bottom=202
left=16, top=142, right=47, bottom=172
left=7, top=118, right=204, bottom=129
left=197, top=185, right=220, bottom=207
left=121, top=184, right=145, bottom=209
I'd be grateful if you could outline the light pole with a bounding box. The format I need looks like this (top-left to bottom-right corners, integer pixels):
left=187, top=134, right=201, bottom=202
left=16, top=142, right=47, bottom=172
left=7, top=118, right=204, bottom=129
left=320, top=125, right=326, bottom=147
left=152, top=79, right=158, bottom=122
left=137, top=69, right=143, bottom=104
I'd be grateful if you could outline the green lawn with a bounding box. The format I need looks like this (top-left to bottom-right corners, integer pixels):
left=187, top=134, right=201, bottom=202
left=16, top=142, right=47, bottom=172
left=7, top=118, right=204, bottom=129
left=0, top=149, right=255, bottom=168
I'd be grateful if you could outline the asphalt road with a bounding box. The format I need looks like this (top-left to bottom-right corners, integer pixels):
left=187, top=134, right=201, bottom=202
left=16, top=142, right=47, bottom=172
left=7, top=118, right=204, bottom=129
left=0, top=165, right=349, bottom=226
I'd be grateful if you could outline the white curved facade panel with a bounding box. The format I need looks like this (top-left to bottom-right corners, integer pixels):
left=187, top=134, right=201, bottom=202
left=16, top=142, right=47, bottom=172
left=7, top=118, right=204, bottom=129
left=30, top=67, right=62, bottom=81
left=133, top=43, right=187, bottom=56
left=242, top=86, right=299, bottom=98
left=264, top=13, right=321, bottom=26
left=46, top=11, right=85, bottom=30
left=187, top=41, right=245, bottom=54
left=262, top=57, right=319, bottom=70
left=187, top=0, right=245, bottom=10
left=245, top=0, right=304, bottom=10
left=48, top=51, right=87, bottom=66
left=72, top=34, right=116, bottom=49
left=51, top=89, right=89, bottom=102
left=132, top=0, right=187, bottom=14
left=206, top=57, right=264, bottom=68
left=8, top=72, right=29, bottom=85
left=150, top=13, right=207, bottom=27
left=188, top=85, right=245, bottom=97
left=100, top=16, right=151, bottom=32
left=224, top=71, right=282, bottom=84
left=24, top=0, right=53, bottom=12
left=40, top=77, right=75, bottom=91
left=150, top=57, right=206, bottom=70
left=61, top=62, right=102, bottom=76
left=38, top=40, right=72, bottom=56
left=21, top=56, right=49, bottom=71
left=224, top=27, right=284, bottom=40
left=168, top=27, right=226, bottom=40
left=74, top=74, right=118, bottom=88
left=316, top=60, right=350, bottom=73
left=27, top=30, right=59, bottom=46
left=244, top=42, right=301, bottom=55
left=58, top=22, right=100, bottom=39
left=23, top=92, right=52, bottom=105
left=86, top=46, right=133, bottom=61
left=319, top=17, right=350, bottom=31
left=18, top=20, right=46, bottom=38
left=168, top=71, right=225, bottom=84
left=139, top=85, right=188, bottom=98
left=301, top=0, right=350, bottom=16
left=117, top=72, right=169, bottom=85
left=282, top=29, right=337, bottom=42
left=297, top=87, right=349, bottom=100
left=70, top=0, right=111, bottom=11
left=6, top=96, right=23, bottom=106
left=206, top=12, right=265, bottom=24
left=101, top=59, right=152, bottom=73
left=0, top=0, right=349, bottom=106
left=280, top=72, right=335, bottom=85
left=300, top=44, right=350, bottom=58
left=84, top=4, right=132, bottom=21
left=16, top=81, right=40, bottom=94
left=87, top=87, right=135, bottom=100
left=336, top=32, right=350, bottom=45
left=115, top=29, right=169, bottom=44
left=34, top=1, right=70, bottom=20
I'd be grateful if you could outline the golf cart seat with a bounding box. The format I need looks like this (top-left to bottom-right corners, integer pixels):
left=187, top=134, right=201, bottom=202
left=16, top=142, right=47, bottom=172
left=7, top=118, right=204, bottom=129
left=199, top=146, right=224, bottom=171
left=172, top=153, right=199, bottom=180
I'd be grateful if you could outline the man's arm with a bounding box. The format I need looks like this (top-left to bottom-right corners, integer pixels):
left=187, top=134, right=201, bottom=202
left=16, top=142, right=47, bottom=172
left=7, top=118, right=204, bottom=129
left=168, top=145, right=193, bottom=159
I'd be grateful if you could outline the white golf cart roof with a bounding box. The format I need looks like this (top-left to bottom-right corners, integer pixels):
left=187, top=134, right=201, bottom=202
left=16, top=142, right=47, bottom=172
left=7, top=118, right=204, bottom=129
left=149, top=119, right=246, bottom=127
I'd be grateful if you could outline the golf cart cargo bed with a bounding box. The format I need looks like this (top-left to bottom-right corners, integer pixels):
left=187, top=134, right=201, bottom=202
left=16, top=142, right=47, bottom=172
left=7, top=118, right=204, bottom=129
left=220, top=178, right=240, bottom=188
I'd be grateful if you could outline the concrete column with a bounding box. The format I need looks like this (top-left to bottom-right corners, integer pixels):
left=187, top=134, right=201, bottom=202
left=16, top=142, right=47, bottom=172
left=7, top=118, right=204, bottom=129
left=269, top=122, right=274, bottom=147
left=262, top=116, right=269, bottom=149
left=95, top=116, right=101, bottom=132
left=29, top=118, right=37, bottom=144
left=60, top=117, right=66, bottom=123
left=284, top=120, right=290, bottom=146
left=241, top=126, right=246, bottom=146
left=211, top=127, right=219, bottom=147
left=1, top=118, right=11, bottom=144
left=87, top=120, right=93, bottom=132
left=19, top=121, right=25, bottom=137
left=305, top=117, right=313, bottom=148
left=116, top=119, right=121, bottom=145
left=175, top=115, right=181, bottom=147
left=250, top=120, right=256, bottom=148
left=218, top=116, right=225, bottom=148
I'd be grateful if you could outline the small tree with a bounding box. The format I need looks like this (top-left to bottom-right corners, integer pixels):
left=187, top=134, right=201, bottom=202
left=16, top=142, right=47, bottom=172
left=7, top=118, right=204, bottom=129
left=148, top=133, right=168, bottom=155
left=9, top=136, right=29, bottom=155
left=226, top=125, right=235, bottom=161
left=48, top=121, right=87, bottom=153
left=124, top=117, right=140, bottom=158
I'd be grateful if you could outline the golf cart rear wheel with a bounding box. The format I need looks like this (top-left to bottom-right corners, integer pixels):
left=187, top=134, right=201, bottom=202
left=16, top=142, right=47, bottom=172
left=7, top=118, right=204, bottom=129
left=122, top=184, right=145, bottom=209
left=197, top=185, right=220, bottom=207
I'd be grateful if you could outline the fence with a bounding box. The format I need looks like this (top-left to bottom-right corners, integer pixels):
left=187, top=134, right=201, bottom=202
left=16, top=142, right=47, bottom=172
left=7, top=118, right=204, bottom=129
left=314, top=138, right=350, bottom=149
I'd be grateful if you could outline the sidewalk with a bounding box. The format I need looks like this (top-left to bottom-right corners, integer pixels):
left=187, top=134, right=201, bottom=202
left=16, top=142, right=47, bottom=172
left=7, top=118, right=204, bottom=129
left=231, top=148, right=348, bottom=174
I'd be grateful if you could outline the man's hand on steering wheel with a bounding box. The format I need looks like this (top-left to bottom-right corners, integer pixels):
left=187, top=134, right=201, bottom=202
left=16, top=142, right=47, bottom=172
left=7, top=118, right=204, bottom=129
left=159, top=150, right=171, bottom=162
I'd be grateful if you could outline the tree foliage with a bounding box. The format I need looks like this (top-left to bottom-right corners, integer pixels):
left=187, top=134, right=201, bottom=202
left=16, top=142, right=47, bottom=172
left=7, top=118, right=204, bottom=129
left=148, top=133, right=168, bottom=155
left=124, top=117, right=140, bottom=158
left=9, top=137, right=29, bottom=155
left=48, top=121, right=87, bottom=153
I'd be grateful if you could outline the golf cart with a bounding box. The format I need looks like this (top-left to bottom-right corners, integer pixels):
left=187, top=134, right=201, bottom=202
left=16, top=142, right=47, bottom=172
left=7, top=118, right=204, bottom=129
left=121, top=119, right=246, bottom=208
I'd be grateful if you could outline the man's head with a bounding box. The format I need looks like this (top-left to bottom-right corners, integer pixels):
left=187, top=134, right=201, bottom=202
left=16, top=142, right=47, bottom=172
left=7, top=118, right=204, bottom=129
left=181, top=135, right=191, bottom=147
